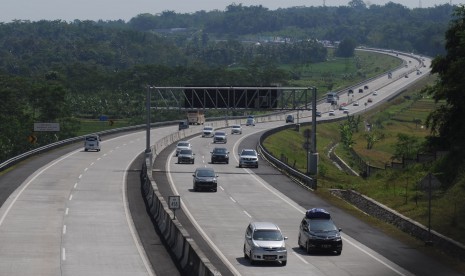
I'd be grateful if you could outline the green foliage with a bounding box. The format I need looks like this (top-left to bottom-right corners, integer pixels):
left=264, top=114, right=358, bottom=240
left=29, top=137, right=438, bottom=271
left=425, top=6, right=465, bottom=154
left=392, top=133, right=421, bottom=160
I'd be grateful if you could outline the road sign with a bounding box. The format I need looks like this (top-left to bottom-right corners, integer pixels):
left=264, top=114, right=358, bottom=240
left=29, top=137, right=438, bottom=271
left=168, top=195, right=181, bottom=219
left=34, top=123, right=60, bottom=132
left=27, top=134, right=37, bottom=144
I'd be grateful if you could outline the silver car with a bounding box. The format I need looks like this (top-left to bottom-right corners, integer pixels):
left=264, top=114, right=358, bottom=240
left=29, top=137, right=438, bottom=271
left=239, top=149, right=259, bottom=168
left=243, top=221, right=288, bottom=266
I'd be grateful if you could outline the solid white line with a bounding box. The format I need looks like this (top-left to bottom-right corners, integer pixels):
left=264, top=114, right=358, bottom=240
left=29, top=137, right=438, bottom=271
left=78, top=174, right=82, bottom=179
left=243, top=211, right=252, bottom=218
left=65, top=208, right=69, bottom=216
left=122, top=154, right=156, bottom=276
left=63, top=225, right=66, bottom=235
left=62, top=248, right=66, bottom=261
left=84, top=168, right=88, bottom=172
left=68, top=194, right=73, bottom=201
left=229, top=197, right=236, bottom=203
left=292, top=251, right=309, bottom=264
left=74, top=183, right=78, bottom=189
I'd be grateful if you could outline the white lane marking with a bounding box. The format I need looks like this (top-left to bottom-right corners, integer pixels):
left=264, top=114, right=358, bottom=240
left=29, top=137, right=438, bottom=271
left=68, top=194, right=73, bottom=201
left=292, top=251, right=309, bottom=264
left=90, top=162, right=94, bottom=166
left=167, top=148, right=242, bottom=276
left=122, top=154, right=156, bottom=276
left=84, top=168, right=88, bottom=172
left=74, top=183, right=78, bottom=189
left=78, top=174, right=82, bottom=179
left=243, top=211, right=252, bottom=218
left=229, top=197, right=236, bottom=203
left=219, top=186, right=225, bottom=191
left=62, top=247, right=66, bottom=261
left=65, top=208, right=69, bottom=216
left=63, top=225, right=67, bottom=235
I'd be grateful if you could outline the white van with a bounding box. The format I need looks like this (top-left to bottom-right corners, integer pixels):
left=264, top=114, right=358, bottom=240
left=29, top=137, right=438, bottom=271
left=84, top=134, right=101, bottom=152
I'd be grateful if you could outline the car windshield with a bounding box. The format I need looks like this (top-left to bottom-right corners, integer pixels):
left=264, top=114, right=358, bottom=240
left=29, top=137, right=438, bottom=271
left=213, top=148, right=227, bottom=153
left=253, top=230, right=283, bottom=241
left=196, top=170, right=215, bottom=177
left=204, top=127, right=213, bottom=131
left=308, top=219, right=338, bottom=232
left=178, top=142, right=189, bottom=147
left=242, top=150, right=256, bottom=156
left=233, top=125, right=240, bottom=129
left=179, top=149, right=192, bottom=155
left=215, top=132, right=225, bottom=136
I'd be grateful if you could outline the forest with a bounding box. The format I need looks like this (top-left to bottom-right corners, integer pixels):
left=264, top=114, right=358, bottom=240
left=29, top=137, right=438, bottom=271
left=0, top=2, right=458, bottom=162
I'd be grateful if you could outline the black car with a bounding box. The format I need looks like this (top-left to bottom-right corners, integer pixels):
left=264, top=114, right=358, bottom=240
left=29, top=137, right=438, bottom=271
left=285, top=115, right=294, bottom=123
left=192, top=167, right=218, bottom=192
left=211, top=147, right=229, bottom=164
left=297, top=208, right=342, bottom=255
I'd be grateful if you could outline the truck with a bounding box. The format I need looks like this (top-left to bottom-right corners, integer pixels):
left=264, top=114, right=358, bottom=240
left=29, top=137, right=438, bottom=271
left=326, top=92, right=339, bottom=104
left=187, top=110, right=205, bottom=125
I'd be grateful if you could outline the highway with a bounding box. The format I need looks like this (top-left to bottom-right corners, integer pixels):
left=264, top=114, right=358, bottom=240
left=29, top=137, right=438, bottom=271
left=1, top=50, right=461, bottom=275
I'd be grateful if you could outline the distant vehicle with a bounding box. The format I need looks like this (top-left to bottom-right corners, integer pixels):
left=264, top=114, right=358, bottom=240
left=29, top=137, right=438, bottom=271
left=84, top=134, right=101, bottom=152
left=213, top=131, right=227, bottom=143
left=373, top=90, right=378, bottom=96
left=364, top=85, right=369, bottom=90
left=175, top=141, right=192, bottom=156
left=405, top=74, right=409, bottom=78
left=358, top=88, right=364, bottom=93
left=348, top=89, right=354, bottom=94
left=239, top=149, right=259, bottom=168
left=353, top=101, right=359, bottom=106
left=326, top=92, right=339, bottom=103
left=177, top=149, right=195, bottom=164
left=192, top=167, right=218, bottom=192
left=231, top=124, right=242, bottom=134
left=285, top=114, right=294, bottom=123
left=244, top=221, right=288, bottom=266
left=210, top=147, right=229, bottom=164
left=338, top=103, right=347, bottom=110
left=298, top=208, right=342, bottom=255
left=367, top=98, right=373, bottom=103
left=187, top=110, right=205, bottom=125
left=329, top=110, right=335, bottom=116
left=202, top=126, right=214, bottom=137
left=178, top=120, right=189, bottom=130
left=315, top=111, right=322, bottom=117
left=246, top=117, right=255, bottom=126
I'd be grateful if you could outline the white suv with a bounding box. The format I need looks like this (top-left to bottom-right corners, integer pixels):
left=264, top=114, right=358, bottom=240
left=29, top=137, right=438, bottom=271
left=243, top=221, right=288, bottom=266
left=239, top=149, right=259, bottom=168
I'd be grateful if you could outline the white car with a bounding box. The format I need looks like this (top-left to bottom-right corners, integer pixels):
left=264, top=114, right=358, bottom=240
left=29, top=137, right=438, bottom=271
left=202, top=126, right=214, bottom=137
left=373, top=90, right=378, bottom=96
left=246, top=116, right=255, bottom=126
left=231, top=124, right=242, bottom=134
left=329, top=110, right=335, bottom=116
left=353, top=101, right=359, bottom=106
left=239, top=149, right=259, bottom=168
left=175, top=141, right=192, bottom=156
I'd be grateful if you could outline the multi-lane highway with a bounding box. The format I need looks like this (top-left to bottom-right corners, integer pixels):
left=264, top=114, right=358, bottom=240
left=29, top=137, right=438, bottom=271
left=1, top=50, right=461, bottom=275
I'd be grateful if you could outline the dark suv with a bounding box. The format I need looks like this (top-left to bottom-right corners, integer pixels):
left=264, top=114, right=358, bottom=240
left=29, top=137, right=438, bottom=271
left=192, top=167, right=218, bottom=192
left=211, top=147, right=229, bottom=164
left=297, top=208, right=342, bottom=255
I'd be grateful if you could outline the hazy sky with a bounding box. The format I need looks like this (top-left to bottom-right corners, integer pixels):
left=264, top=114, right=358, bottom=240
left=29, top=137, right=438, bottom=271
left=1, top=0, right=462, bottom=23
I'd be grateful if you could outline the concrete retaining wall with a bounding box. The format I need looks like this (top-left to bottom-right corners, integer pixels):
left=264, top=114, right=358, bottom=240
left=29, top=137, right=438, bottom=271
left=330, top=189, right=465, bottom=261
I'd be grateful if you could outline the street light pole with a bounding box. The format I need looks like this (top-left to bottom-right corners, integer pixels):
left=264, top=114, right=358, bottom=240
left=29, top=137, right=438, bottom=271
left=146, top=85, right=152, bottom=164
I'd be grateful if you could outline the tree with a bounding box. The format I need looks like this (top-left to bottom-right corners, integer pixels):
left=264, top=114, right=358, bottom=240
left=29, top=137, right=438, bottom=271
left=364, top=130, right=385, bottom=150
left=336, top=38, right=357, bottom=57
left=425, top=6, right=465, bottom=153
left=392, top=133, right=420, bottom=161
